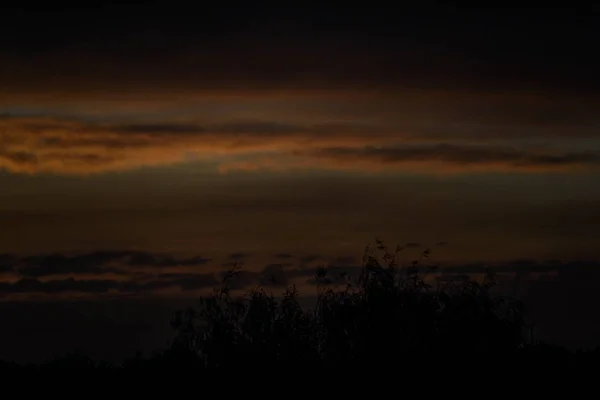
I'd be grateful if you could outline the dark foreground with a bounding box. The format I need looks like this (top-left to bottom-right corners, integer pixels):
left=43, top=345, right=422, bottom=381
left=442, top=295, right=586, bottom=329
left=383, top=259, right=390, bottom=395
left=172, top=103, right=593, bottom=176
left=3, top=244, right=600, bottom=369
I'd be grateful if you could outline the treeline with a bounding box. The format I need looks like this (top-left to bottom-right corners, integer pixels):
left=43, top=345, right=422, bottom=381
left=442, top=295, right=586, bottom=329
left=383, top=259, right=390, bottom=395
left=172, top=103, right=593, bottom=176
left=2, top=242, right=600, bottom=369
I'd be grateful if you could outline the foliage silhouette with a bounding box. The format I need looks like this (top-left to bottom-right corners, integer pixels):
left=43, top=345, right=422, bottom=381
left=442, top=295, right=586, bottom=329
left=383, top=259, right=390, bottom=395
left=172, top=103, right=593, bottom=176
left=169, top=239, right=528, bottom=367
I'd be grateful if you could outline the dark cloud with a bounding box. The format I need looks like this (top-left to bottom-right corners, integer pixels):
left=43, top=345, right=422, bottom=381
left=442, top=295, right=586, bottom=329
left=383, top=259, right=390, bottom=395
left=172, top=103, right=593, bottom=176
left=306, top=144, right=600, bottom=171
left=286, top=259, right=600, bottom=287
left=405, top=242, right=422, bottom=248
left=264, top=263, right=292, bottom=269
left=114, top=123, right=205, bottom=135
left=0, top=151, right=38, bottom=166
left=19, top=251, right=130, bottom=277
left=274, top=253, right=294, bottom=260
left=439, top=260, right=600, bottom=275
left=0, top=116, right=391, bottom=174
left=220, top=262, right=239, bottom=268
left=0, top=272, right=220, bottom=295
left=126, top=252, right=211, bottom=268
left=216, top=263, right=299, bottom=290
left=17, top=251, right=211, bottom=278
left=5, top=249, right=600, bottom=300
left=299, top=255, right=323, bottom=265
left=228, top=252, right=251, bottom=260
left=0, top=278, right=120, bottom=294
left=210, top=121, right=303, bottom=136
left=156, top=273, right=219, bottom=291
left=118, top=279, right=174, bottom=293
left=11, top=248, right=600, bottom=290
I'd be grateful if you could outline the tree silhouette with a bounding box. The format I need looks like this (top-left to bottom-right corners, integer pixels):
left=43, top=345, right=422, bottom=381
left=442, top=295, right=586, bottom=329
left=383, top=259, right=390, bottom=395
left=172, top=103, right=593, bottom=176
left=170, top=239, right=527, bottom=367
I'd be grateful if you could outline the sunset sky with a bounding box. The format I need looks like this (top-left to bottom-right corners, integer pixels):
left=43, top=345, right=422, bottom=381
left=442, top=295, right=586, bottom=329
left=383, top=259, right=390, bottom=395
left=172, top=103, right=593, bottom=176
left=1, top=3, right=600, bottom=360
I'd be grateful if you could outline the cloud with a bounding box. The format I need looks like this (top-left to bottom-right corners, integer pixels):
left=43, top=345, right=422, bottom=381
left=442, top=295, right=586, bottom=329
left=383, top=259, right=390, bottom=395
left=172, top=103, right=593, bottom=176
left=2, top=114, right=600, bottom=176
left=0, top=278, right=121, bottom=294
left=299, top=255, right=324, bottom=265
left=16, top=251, right=212, bottom=278
left=228, top=252, right=252, bottom=260
left=135, top=273, right=219, bottom=292
left=220, top=262, right=240, bottom=268
left=156, top=273, right=219, bottom=291
left=296, top=144, right=600, bottom=173
left=4, top=251, right=600, bottom=298
left=289, top=259, right=600, bottom=287
left=215, top=263, right=292, bottom=290
left=126, top=253, right=211, bottom=268
left=274, top=253, right=294, bottom=260
left=19, top=252, right=125, bottom=278
left=10, top=248, right=600, bottom=287
left=0, top=115, right=395, bottom=175
left=0, top=273, right=220, bottom=295
left=437, top=259, right=600, bottom=276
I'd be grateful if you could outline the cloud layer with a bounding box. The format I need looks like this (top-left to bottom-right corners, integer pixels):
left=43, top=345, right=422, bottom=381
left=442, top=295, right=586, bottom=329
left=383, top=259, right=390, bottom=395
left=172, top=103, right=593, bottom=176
left=2, top=113, right=600, bottom=175
left=2, top=247, right=599, bottom=300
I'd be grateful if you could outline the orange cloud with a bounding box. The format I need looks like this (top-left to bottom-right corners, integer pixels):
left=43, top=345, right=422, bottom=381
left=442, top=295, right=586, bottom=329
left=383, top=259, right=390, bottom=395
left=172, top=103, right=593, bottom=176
left=0, top=116, right=401, bottom=174
left=1, top=115, right=599, bottom=175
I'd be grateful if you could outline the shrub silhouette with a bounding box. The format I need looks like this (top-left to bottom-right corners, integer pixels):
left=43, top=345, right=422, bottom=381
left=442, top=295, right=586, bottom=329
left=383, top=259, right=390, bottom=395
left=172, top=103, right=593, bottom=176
left=170, top=239, right=527, bottom=367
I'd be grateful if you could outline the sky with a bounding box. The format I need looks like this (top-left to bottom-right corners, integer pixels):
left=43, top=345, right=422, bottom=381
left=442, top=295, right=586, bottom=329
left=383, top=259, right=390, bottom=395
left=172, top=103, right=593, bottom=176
left=1, top=3, right=600, bottom=360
